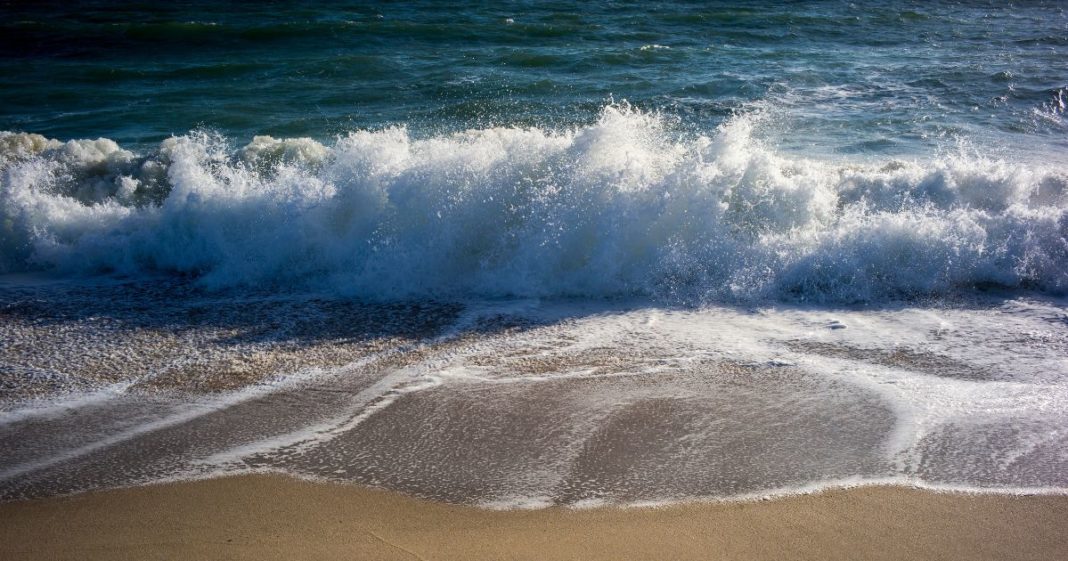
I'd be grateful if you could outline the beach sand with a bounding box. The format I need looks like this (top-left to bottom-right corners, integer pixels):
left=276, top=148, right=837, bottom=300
left=1, top=474, right=1065, bottom=561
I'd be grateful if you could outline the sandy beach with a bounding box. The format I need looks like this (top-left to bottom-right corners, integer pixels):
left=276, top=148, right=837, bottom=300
left=4, top=3, right=1068, bottom=561
left=2, top=474, right=1066, bottom=561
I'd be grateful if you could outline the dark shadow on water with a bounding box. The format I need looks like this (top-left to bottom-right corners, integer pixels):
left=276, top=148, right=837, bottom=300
left=2, top=270, right=1061, bottom=398
left=1, top=272, right=1060, bottom=348
left=0, top=273, right=465, bottom=346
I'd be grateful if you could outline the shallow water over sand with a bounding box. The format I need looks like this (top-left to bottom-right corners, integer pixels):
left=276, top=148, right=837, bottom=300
left=2, top=276, right=1066, bottom=506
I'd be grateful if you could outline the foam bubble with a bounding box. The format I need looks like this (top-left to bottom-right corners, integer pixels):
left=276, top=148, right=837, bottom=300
left=238, top=135, right=330, bottom=170
left=2, top=106, right=1067, bottom=301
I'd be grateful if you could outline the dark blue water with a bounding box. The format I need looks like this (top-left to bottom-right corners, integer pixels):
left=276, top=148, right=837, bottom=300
left=4, top=2, right=1068, bottom=507
left=2, top=1, right=1066, bottom=158
left=1, top=1, right=1067, bottom=301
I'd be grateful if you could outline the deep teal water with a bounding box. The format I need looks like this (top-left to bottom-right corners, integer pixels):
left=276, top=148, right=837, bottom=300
left=2, top=1, right=1068, bottom=301
left=2, top=0, right=1066, bottom=159
left=5, top=1, right=1068, bottom=511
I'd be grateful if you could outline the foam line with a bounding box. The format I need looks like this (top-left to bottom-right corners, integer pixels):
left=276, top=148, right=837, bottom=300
left=2, top=105, right=1066, bottom=302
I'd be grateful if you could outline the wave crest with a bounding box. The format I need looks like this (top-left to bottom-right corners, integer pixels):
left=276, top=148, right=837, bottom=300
left=2, top=107, right=1067, bottom=302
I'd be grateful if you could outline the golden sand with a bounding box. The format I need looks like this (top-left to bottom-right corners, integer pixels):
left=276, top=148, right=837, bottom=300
left=1, top=475, right=1066, bottom=561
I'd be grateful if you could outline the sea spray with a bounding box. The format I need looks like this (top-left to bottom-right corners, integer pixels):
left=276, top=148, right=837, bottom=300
left=2, top=106, right=1066, bottom=302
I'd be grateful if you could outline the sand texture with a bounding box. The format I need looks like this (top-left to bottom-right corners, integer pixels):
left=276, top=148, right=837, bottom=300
left=1, top=475, right=1066, bottom=561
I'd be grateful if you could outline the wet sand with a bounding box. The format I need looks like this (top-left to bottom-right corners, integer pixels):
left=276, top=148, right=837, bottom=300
left=3, top=280, right=1068, bottom=560
left=1, top=474, right=1066, bottom=561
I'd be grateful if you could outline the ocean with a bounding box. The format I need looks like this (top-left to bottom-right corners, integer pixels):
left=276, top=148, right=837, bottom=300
left=1, top=0, right=1067, bottom=506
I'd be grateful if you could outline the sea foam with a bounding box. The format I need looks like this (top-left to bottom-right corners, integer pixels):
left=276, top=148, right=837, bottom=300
left=2, top=106, right=1066, bottom=302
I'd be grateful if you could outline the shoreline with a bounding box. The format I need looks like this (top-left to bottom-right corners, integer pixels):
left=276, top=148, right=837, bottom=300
left=13, top=468, right=1068, bottom=510
left=2, top=474, right=1066, bottom=561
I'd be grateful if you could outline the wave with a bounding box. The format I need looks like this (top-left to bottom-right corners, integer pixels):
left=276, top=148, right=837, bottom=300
left=2, top=106, right=1067, bottom=302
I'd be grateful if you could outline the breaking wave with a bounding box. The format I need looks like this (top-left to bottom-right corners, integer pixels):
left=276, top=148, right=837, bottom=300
left=2, top=106, right=1067, bottom=302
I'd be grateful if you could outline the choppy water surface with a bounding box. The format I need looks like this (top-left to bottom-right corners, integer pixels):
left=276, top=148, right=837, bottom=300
left=2, top=1, right=1066, bottom=158
left=1, top=1, right=1067, bottom=506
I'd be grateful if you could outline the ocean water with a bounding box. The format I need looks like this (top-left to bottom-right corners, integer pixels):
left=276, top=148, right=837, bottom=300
left=1, top=1, right=1068, bottom=506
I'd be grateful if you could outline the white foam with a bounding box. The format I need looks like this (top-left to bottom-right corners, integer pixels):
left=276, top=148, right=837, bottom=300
left=0, top=362, right=326, bottom=483
left=4, top=293, right=1066, bottom=506
left=1, top=105, right=1066, bottom=301
left=0, top=382, right=132, bottom=425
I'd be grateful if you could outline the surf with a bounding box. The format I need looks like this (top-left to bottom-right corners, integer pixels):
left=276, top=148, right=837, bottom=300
left=2, top=105, right=1066, bottom=303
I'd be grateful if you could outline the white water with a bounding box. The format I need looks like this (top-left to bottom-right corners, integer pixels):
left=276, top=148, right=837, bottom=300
left=3, top=106, right=1067, bottom=303
left=2, top=106, right=1067, bottom=506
